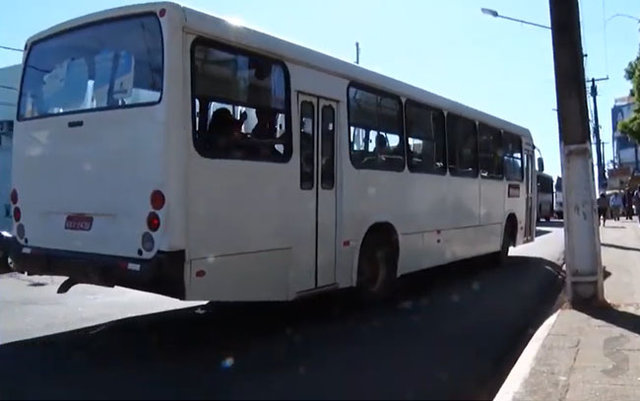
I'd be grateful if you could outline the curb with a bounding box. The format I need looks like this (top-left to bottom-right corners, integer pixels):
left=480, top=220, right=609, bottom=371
left=493, top=309, right=560, bottom=401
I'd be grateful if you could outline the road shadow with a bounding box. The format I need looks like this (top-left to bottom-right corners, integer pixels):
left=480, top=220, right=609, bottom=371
left=0, top=255, right=565, bottom=400
left=536, top=229, right=552, bottom=238
left=602, top=243, right=640, bottom=253
left=575, top=303, right=640, bottom=337
left=537, top=220, right=564, bottom=228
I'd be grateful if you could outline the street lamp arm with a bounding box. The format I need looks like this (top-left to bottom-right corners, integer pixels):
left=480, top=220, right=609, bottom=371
left=497, top=14, right=551, bottom=30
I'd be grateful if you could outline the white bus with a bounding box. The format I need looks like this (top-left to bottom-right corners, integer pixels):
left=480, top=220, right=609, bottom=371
left=536, top=172, right=554, bottom=221
left=9, top=2, right=538, bottom=301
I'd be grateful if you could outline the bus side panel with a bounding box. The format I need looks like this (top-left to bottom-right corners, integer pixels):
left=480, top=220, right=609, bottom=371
left=188, top=249, right=291, bottom=301
left=441, top=224, right=502, bottom=262
left=480, top=179, right=506, bottom=226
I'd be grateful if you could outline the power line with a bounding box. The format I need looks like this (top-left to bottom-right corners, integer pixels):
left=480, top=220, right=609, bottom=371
left=0, top=45, right=23, bottom=52
left=0, top=85, right=18, bottom=91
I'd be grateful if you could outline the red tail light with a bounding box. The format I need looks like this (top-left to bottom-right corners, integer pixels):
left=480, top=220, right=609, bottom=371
left=158, top=8, right=166, bottom=18
left=13, top=207, right=21, bottom=222
left=147, top=212, right=160, bottom=232
left=10, top=189, right=17, bottom=205
left=150, top=190, right=165, bottom=210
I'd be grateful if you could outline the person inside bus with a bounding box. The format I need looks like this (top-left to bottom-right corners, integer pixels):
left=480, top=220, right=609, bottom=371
left=374, top=134, right=389, bottom=158
left=208, top=107, right=247, bottom=156
left=251, top=108, right=278, bottom=140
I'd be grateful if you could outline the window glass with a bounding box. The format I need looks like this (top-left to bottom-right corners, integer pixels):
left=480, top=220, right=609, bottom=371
left=504, top=132, right=523, bottom=181
left=300, top=101, right=314, bottom=190
left=191, top=40, right=290, bottom=162
left=321, top=105, right=335, bottom=189
left=447, top=113, right=478, bottom=177
left=19, top=14, right=163, bottom=120
left=405, top=100, right=446, bottom=174
left=348, top=85, right=404, bottom=171
left=478, top=123, right=504, bottom=179
left=537, top=174, right=554, bottom=193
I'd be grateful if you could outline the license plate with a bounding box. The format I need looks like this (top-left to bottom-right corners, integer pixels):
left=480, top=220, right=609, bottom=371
left=65, top=215, right=93, bottom=231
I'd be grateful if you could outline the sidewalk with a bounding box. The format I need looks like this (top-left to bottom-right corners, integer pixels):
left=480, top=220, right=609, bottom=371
left=496, top=218, right=640, bottom=401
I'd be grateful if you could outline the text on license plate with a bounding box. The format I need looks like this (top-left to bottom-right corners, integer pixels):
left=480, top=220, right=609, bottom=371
left=65, top=215, right=94, bottom=231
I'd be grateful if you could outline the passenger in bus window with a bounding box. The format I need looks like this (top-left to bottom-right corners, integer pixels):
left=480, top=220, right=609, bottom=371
left=208, top=107, right=247, bottom=156
left=374, top=134, right=389, bottom=158
left=252, top=108, right=278, bottom=140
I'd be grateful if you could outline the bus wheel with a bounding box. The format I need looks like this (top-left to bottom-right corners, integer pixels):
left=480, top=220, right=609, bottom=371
left=357, top=229, right=398, bottom=301
left=492, top=217, right=516, bottom=266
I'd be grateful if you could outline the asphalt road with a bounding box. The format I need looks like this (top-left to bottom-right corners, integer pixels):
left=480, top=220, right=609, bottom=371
left=0, top=224, right=564, bottom=400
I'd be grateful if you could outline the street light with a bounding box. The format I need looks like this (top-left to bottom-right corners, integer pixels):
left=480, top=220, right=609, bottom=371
left=480, top=7, right=551, bottom=30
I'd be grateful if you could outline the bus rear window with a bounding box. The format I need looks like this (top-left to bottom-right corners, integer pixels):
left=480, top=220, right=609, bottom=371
left=18, top=14, right=163, bottom=120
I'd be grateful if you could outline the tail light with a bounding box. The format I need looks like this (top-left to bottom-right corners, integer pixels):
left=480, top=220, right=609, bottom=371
left=141, top=232, right=155, bottom=252
left=150, top=190, right=165, bottom=211
left=13, top=207, right=21, bottom=222
left=147, top=212, right=160, bottom=232
left=10, top=189, right=17, bottom=205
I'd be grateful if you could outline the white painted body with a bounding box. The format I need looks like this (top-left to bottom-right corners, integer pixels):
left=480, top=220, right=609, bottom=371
left=12, top=2, right=536, bottom=301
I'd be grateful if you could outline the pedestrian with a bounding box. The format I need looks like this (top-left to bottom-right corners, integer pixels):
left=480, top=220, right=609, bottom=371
left=610, top=191, right=623, bottom=221
left=623, top=190, right=631, bottom=219
left=597, top=192, right=610, bottom=227
left=626, top=188, right=635, bottom=220
left=634, top=186, right=640, bottom=225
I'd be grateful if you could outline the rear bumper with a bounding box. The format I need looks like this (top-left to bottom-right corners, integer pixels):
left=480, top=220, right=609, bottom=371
left=7, top=239, right=185, bottom=299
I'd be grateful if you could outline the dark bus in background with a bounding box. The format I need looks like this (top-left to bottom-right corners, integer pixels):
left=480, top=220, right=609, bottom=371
left=537, top=172, right=554, bottom=221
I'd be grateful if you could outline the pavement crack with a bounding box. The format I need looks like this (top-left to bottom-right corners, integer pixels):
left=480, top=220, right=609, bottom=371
left=560, top=338, right=581, bottom=401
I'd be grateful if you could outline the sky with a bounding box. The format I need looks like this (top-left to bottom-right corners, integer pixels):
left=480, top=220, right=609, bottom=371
left=1, top=0, right=639, bottom=182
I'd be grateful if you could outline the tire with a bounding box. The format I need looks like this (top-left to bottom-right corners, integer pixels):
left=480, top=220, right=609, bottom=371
left=491, top=221, right=514, bottom=266
left=357, top=234, right=397, bottom=301
left=0, top=254, right=9, bottom=274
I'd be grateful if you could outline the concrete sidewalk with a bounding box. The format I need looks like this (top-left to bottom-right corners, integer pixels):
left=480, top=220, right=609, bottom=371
left=496, top=218, right=640, bottom=401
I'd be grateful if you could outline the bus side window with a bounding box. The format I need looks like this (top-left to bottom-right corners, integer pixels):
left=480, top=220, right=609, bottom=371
left=406, top=100, right=446, bottom=175
left=504, top=132, right=523, bottom=181
left=347, top=85, right=403, bottom=171
left=191, top=40, right=291, bottom=163
left=478, top=123, right=503, bottom=179
left=447, top=113, right=478, bottom=177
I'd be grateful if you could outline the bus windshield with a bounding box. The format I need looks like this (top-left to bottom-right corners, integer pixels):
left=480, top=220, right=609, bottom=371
left=18, top=13, right=163, bottom=120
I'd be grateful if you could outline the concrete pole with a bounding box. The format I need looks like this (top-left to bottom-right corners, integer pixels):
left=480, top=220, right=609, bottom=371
left=549, top=0, right=604, bottom=302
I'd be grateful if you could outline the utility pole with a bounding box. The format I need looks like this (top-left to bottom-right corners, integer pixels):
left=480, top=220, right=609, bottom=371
left=549, top=0, right=603, bottom=303
left=589, top=77, right=609, bottom=191
left=355, top=42, right=360, bottom=65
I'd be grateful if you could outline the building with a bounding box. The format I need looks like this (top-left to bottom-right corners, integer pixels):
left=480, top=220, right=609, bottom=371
left=0, top=64, right=21, bottom=233
left=611, top=96, right=638, bottom=173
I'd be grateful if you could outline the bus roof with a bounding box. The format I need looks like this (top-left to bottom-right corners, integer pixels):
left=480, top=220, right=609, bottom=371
left=24, top=1, right=532, bottom=140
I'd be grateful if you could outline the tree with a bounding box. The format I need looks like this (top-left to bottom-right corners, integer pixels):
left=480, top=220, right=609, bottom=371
left=619, top=47, right=640, bottom=142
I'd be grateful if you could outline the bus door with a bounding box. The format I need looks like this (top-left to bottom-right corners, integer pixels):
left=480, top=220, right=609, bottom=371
left=524, top=150, right=535, bottom=241
left=298, top=93, right=337, bottom=288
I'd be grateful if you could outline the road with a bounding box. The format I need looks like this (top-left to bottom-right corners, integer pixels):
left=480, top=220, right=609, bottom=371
left=0, top=223, right=564, bottom=399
